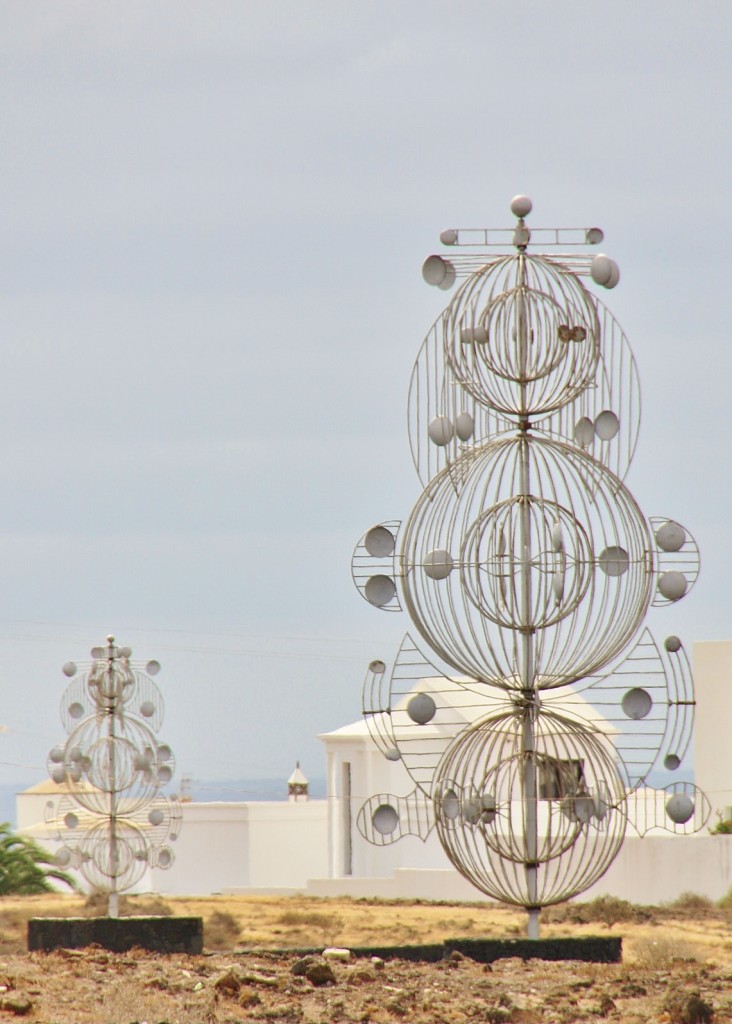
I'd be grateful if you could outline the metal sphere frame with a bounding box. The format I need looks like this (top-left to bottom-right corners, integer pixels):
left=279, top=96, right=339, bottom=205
left=351, top=198, right=704, bottom=938
left=45, top=636, right=180, bottom=916
left=432, top=707, right=628, bottom=909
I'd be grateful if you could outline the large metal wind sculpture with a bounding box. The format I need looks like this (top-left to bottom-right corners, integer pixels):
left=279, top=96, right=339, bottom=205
left=46, top=637, right=180, bottom=916
left=351, top=196, right=707, bottom=938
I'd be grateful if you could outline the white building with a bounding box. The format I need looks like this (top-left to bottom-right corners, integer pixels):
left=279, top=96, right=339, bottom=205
left=311, top=641, right=732, bottom=904
left=18, top=770, right=328, bottom=896
left=17, top=641, right=732, bottom=903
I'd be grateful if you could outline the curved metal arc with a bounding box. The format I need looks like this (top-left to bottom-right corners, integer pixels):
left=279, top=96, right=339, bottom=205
left=351, top=519, right=403, bottom=612
left=356, top=788, right=434, bottom=846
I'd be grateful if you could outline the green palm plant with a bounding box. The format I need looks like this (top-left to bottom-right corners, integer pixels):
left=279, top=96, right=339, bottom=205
left=0, top=823, right=77, bottom=895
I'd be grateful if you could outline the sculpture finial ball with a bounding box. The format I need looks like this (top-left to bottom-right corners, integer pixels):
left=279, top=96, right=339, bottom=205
left=510, top=194, right=532, bottom=218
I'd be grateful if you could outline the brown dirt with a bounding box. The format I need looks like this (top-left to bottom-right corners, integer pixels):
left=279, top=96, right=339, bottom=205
left=0, top=893, right=730, bottom=1021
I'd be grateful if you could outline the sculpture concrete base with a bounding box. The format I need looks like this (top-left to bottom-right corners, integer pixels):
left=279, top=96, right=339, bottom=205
left=28, top=916, right=204, bottom=954
left=343, top=935, right=621, bottom=963
left=444, top=935, right=622, bottom=963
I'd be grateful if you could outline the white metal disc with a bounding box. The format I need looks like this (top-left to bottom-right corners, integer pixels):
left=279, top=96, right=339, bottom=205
left=442, top=789, right=459, bottom=820
left=573, top=417, right=594, bottom=447
left=656, top=520, right=685, bottom=552
left=62, top=662, right=77, bottom=678
left=551, top=523, right=564, bottom=552
left=664, top=635, right=682, bottom=653
left=407, top=692, right=437, bottom=725
left=428, top=416, right=454, bottom=446
left=423, top=549, right=454, bottom=580
left=658, top=571, right=687, bottom=601
left=384, top=748, right=401, bottom=761
left=68, top=702, right=85, bottom=720
left=364, top=575, right=396, bottom=607
left=372, top=803, right=399, bottom=835
left=552, top=569, right=565, bottom=603
left=666, top=792, right=694, bottom=824
left=439, top=228, right=458, bottom=245
left=621, top=687, right=652, bottom=720
left=595, top=410, right=620, bottom=440
left=369, top=659, right=386, bottom=674
left=438, top=262, right=456, bottom=290
left=422, top=255, right=449, bottom=286
left=605, top=260, right=620, bottom=288
left=146, top=660, right=161, bottom=676
left=364, top=525, right=395, bottom=558
left=590, top=255, right=613, bottom=285
left=455, top=412, right=475, bottom=442
left=598, top=546, right=630, bottom=577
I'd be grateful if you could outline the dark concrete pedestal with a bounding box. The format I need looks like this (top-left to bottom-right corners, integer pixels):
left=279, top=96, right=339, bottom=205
left=343, top=935, right=622, bottom=963
left=444, top=935, right=622, bottom=963
left=28, top=916, right=204, bottom=954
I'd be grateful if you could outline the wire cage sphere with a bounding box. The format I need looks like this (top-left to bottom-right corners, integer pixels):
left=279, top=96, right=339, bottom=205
left=399, top=433, right=653, bottom=689
left=59, top=668, right=166, bottom=733
left=76, top=819, right=151, bottom=892
left=86, top=656, right=136, bottom=708
left=48, top=715, right=175, bottom=815
left=432, top=707, right=627, bottom=908
left=442, top=254, right=601, bottom=418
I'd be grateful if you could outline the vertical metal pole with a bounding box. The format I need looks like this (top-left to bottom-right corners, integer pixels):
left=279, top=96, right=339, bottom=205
left=107, top=647, right=119, bottom=918
left=516, top=251, right=540, bottom=939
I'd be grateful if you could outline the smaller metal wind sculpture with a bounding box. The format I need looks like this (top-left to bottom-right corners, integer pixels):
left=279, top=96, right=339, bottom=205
left=46, top=636, right=180, bottom=916
left=351, top=196, right=708, bottom=939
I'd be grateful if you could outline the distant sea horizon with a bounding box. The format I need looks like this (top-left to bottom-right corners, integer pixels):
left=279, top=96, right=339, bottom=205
left=2, top=769, right=691, bottom=830
left=1, top=775, right=328, bottom=828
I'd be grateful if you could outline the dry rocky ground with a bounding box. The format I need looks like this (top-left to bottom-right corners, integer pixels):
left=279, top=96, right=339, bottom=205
left=0, top=893, right=728, bottom=1022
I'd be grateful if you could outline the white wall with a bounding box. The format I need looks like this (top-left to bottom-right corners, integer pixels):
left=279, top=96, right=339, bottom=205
left=693, top=641, right=732, bottom=820
left=19, top=640, right=730, bottom=904
left=151, top=800, right=329, bottom=895
left=307, top=835, right=732, bottom=905
left=313, top=648, right=732, bottom=906
left=17, top=791, right=329, bottom=897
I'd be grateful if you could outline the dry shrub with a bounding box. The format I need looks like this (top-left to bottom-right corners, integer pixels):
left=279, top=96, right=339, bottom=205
left=717, top=886, right=732, bottom=909
left=544, top=895, right=642, bottom=929
left=632, top=935, right=698, bottom=967
left=662, top=991, right=714, bottom=1023
left=205, top=909, right=241, bottom=950
left=665, top=892, right=715, bottom=917
left=0, top=909, right=28, bottom=951
left=276, top=908, right=337, bottom=928
left=82, top=893, right=173, bottom=917
left=275, top=908, right=345, bottom=946
left=95, top=976, right=218, bottom=1024
left=135, top=896, right=173, bottom=916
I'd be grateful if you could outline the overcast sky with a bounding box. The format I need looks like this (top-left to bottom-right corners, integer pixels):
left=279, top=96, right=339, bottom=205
left=0, top=2, right=728, bottom=793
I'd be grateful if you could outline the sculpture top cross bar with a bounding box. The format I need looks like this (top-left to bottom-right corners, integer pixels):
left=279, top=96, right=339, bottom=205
left=351, top=196, right=706, bottom=939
